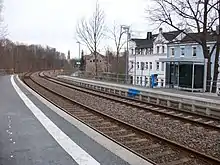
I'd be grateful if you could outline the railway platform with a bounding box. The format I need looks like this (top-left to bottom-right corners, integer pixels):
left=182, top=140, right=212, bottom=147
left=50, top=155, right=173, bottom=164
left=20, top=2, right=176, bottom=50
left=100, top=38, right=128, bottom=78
left=58, top=75, right=220, bottom=117
left=0, top=75, right=152, bottom=165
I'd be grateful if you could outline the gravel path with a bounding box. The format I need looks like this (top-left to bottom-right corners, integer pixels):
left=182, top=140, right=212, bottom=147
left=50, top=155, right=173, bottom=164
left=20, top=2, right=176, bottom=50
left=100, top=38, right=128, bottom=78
left=33, top=75, right=220, bottom=160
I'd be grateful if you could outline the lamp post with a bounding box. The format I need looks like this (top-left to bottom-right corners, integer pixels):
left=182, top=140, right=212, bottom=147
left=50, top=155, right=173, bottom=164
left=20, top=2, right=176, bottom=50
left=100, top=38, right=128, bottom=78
left=76, top=41, right=81, bottom=67
left=121, top=25, right=130, bottom=83
left=76, top=41, right=81, bottom=59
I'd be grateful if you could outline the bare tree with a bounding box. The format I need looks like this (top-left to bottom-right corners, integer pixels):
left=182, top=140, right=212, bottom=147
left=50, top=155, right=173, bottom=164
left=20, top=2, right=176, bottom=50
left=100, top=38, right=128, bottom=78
left=0, top=0, right=7, bottom=41
left=211, top=2, right=220, bottom=92
left=0, top=38, right=71, bottom=73
left=108, top=23, right=127, bottom=75
left=146, top=0, right=219, bottom=92
left=76, top=1, right=105, bottom=76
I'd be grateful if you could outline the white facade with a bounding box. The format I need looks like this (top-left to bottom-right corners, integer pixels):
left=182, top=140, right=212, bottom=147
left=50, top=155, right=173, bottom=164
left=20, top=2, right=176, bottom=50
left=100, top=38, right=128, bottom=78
left=128, top=28, right=189, bottom=87
left=128, top=32, right=168, bottom=86
left=129, top=54, right=166, bottom=87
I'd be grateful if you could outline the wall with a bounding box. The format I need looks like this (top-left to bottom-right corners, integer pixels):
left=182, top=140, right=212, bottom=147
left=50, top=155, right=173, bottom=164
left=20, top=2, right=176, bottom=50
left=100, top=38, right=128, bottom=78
left=167, top=42, right=218, bottom=79
left=85, top=54, right=107, bottom=73
left=129, top=54, right=166, bottom=87
left=128, top=35, right=167, bottom=87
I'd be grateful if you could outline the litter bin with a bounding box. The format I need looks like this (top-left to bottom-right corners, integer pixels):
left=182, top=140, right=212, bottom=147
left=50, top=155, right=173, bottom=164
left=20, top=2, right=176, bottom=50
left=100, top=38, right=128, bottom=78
left=150, top=74, right=158, bottom=88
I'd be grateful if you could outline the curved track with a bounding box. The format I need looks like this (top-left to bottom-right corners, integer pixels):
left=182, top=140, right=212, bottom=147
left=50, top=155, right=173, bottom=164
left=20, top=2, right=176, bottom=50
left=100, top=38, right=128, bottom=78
left=21, top=72, right=220, bottom=165
left=45, top=73, right=220, bottom=131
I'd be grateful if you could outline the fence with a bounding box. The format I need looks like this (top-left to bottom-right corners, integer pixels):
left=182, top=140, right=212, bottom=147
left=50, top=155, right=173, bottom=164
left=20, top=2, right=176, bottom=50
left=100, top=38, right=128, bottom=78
left=0, top=69, right=14, bottom=75
left=69, top=71, right=166, bottom=88
left=206, top=79, right=220, bottom=93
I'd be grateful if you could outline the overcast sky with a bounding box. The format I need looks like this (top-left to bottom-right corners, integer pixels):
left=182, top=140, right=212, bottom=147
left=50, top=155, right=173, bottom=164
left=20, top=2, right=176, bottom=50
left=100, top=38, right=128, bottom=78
left=3, top=0, right=154, bottom=58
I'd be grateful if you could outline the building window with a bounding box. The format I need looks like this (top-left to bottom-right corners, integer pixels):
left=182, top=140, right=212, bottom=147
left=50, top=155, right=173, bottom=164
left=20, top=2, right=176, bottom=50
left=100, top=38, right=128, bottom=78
left=161, top=62, right=164, bottom=71
left=131, top=49, right=134, bottom=55
left=157, top=46, right=160, bottom=53
left=192, top=46, right=197, bottom=56
left=156, top=62, right=159, bottom=70
left=137, top=62, right=140, bottom=69
left=139, top=49, right=141, bottom=54
left=146, top=62, right=148, bottom=70
left=100, top=60, right=101, bottom=62
left=207, top=46, right=210, bottom=55
left=93, top=59, right=95, bottom=62
left=141, top=48, right=144, bottom=55
left=145, top=48, right=148, bottom=55
left=90, top=60, right=92, bottom=62
left=145, top=77, right=148, bottom=85
left=150, top=48, right=153, bottom=54
left=135, top=49, right=138, bottom=55
left=146, top=48, right=150, bottom=54
left=141, top=62, right=145, bottom=70
left=162, top=46, right=165, bottom=53
left=171, top=48, right=174, bottom=57
left=131, top=61, right=133, bottom=68
left=150, top=62, right=152, bottom=70
left=137, top=77, right=139, bottom=84
left=180, top=47, right=185, bottom=56
left=161, top=79, right=164, bottom=87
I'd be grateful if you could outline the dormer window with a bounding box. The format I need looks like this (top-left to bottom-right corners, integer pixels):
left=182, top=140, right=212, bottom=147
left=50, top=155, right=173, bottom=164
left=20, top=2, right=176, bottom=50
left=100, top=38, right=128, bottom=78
left=207, top=46, right=210, bottom=55
left=139, top=49, right=141, bottom=54
left=140, top=48, right=144, bottom=55
left=145, top=48, right=148, bottom=55
left=157, top=46, right=160, bottom=53
left=135, top=48, right=138, bottom=55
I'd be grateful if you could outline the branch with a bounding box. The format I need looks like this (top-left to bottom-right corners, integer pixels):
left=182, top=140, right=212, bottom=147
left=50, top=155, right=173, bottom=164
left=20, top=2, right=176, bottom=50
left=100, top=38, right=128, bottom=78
left=75, top=1, right=105, bottom=55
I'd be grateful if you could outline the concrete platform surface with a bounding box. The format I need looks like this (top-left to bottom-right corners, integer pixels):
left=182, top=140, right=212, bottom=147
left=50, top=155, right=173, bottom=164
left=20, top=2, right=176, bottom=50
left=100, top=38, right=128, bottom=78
left=153, top=88, right=220, bottom=100
left=0, top=75, right=152, bottom=165
left=60, top=76, right=220, bottom=102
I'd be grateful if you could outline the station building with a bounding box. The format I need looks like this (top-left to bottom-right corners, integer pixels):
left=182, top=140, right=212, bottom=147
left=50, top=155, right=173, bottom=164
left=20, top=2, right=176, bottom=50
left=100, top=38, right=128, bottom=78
left=128, top=28, right=192, bottom=87
left=159, top=32, right=220, bottom=92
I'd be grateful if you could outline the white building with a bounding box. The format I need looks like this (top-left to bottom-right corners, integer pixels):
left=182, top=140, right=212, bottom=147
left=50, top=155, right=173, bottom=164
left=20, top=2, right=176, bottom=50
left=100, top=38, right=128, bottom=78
left=128, top=28, right=190, bottom=87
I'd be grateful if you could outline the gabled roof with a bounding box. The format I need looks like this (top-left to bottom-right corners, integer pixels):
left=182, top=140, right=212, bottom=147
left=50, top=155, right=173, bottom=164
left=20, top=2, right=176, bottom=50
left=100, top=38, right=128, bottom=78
left=84, top=52, right=105, bottom=60
left=131, top=30, right=182, bottom=48
left=163, top=30, right=183, bottom=41
left=131, top=38, right=154, bottom=49
left=180, top=32, right=217, bottom=43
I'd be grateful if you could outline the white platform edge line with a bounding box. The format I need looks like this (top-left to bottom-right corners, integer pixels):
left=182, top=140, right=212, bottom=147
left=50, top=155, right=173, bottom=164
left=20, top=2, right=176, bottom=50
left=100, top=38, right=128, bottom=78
left=11, top=75, right=100, bottom=165
left=16, top=75, right=153, bottom=165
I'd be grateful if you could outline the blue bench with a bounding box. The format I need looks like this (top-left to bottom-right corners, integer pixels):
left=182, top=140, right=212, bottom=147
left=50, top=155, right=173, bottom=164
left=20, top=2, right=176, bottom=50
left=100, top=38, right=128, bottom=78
left=127, top=88, right=140, bottom=98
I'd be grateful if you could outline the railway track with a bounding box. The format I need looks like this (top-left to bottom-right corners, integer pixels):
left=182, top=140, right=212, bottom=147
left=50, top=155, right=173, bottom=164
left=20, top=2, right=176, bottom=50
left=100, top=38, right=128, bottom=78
left=39, top=72, right=220, bottom=160
left=22, top=72, right=220, bottom=165
left=44, top=73, right=220, bottom=131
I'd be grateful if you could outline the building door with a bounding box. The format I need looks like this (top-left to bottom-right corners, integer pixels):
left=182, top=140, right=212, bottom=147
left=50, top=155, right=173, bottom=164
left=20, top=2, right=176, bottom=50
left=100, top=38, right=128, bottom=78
left=179, top=64, right=192, bottom=88
left=130, top=76, right=133, bottom=85
left=170, top=63, right=179, bottom=87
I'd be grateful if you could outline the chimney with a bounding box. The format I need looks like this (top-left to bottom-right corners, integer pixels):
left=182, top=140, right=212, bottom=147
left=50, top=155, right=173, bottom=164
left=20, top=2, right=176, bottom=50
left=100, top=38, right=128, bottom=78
left=159, top=27, right=163, bottom=34
left=147, top=32, right=152, bottom=40
left=67, top=50, right=70, bottom=60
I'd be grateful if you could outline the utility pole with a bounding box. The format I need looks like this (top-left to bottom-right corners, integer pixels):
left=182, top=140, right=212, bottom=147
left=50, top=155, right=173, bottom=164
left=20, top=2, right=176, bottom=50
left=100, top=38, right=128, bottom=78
left=121, top=25, right=130, bottom=83
left=76, top=41, right=81, bottom=68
